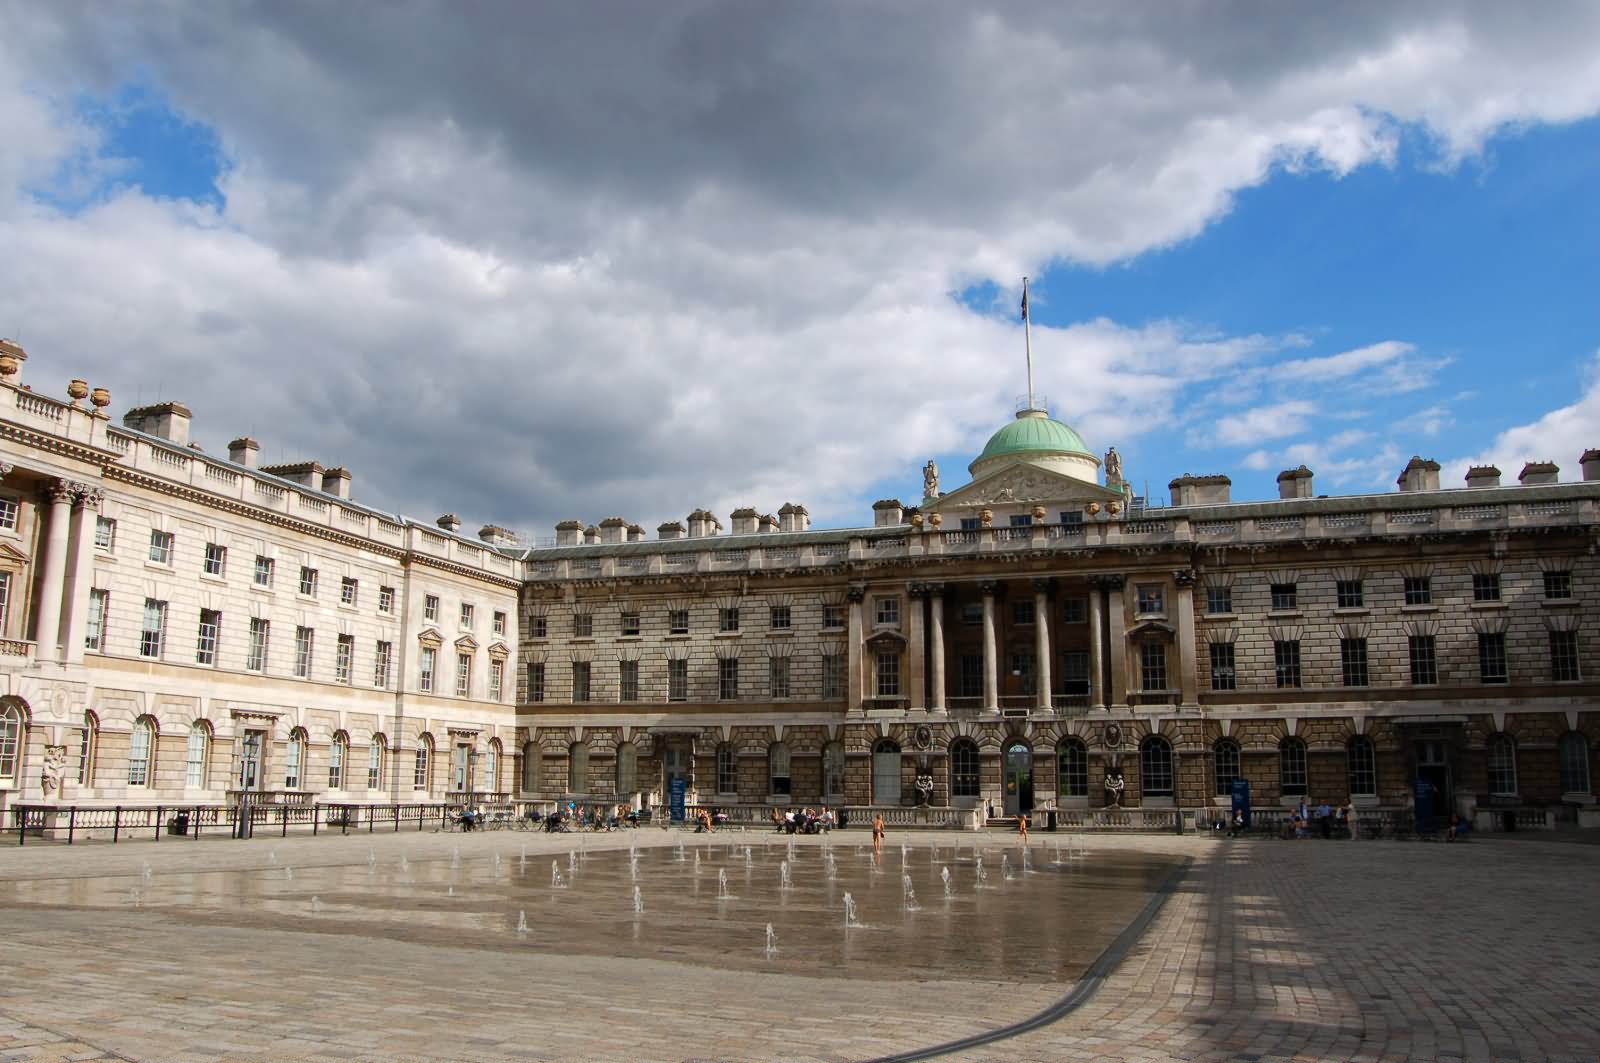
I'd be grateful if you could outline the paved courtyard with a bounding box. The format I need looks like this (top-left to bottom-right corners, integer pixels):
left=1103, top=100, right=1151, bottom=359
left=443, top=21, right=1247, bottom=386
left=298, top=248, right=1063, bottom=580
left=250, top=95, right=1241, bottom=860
left=1, top=826, right=1597, bottom=1063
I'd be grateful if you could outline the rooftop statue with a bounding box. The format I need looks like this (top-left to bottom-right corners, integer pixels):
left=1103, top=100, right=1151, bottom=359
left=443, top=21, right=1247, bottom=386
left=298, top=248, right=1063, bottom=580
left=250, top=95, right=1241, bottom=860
left=923, top=459, right=940, bottom=498
left=1104, top=446, right=1123, bottom=484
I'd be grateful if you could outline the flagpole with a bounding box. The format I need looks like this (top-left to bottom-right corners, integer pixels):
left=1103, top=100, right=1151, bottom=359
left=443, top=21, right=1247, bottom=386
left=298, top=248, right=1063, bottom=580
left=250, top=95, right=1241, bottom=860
left=1022, top=276, right=1035, bottom=410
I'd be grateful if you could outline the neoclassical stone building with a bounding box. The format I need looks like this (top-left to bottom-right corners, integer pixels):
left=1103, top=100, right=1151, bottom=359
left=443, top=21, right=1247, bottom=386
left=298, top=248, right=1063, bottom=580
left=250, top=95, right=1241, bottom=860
left=2, top=340, right=1597, bottom=830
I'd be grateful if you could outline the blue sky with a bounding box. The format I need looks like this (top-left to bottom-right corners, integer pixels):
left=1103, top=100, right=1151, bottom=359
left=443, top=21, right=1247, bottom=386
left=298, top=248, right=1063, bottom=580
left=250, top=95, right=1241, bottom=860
left=4, top=7, right=1600, bottom=534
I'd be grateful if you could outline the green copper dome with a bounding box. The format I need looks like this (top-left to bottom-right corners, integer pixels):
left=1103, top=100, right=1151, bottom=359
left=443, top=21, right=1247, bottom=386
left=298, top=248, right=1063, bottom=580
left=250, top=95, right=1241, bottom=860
left=974, top=409, right=1094, bottom=465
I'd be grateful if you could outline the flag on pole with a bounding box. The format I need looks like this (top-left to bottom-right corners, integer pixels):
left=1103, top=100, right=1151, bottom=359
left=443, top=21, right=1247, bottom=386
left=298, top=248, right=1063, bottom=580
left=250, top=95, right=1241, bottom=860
left=1020, top=284, right=1029, bottom=322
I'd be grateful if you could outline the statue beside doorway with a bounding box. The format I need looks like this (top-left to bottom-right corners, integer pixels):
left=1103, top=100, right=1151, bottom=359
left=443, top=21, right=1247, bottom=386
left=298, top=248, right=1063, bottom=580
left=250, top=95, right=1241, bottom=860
left=1104, top=769, right=1125, bottom=808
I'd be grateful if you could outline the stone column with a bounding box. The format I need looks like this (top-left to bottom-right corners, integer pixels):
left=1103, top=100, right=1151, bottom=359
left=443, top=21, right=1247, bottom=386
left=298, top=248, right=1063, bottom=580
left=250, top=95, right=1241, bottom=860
left=1104, top=576, right=1128, bottom=709
left=846, top=586, right=865, bottom=713
left=32, top=481, right=75, bottom=662
left=980, top=581, right=999, bottom=713
left=906, top=583, right=926, bottom=711
left=1088, top=583, right=1106, bottom=711
left=62, top=486, right=102, bottom=665
left=1174, top=569, right=1199, bottom=707
left=929, top=585, right=947, bottom=713
left=1033, top=578, right=1052, bottom=711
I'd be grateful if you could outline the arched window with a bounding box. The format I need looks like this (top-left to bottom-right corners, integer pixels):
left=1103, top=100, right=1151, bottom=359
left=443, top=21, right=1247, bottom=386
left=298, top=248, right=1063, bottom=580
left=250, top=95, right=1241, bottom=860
left=768, top=742, right=792, bottom=797
left=368, top=734, right=386, bottom=790
left=1279, top=737, right=1307, bottom=797
left=1213, top=738, right=1241, bottom=798
left=1140, top=735, right=1173, bottom=798
left=1486, top=733, right=1518, bottom=796
left=328, top=731, right=348, bottom=790
left=0, top=701, right=24, bottom=784
left=520, top=740, right=538, bottom=793
left=185, top=722, right=211, bottom=789
left=1057, top=738, right=1087, bottom=798
left=78, top=711, right=98, bottom=786
left=285, top=728, right=307, bottom=790
left=716, top=744, right=738, bottom=794
left=568, top=741, right=588, bottom=794
left=1346, top=736, right=1376, bottom=797
left=413, top=734, right=433, bottom=791
left=872, top=738, right=901, bottom=805
left=615, top=741, right=637, bottom=795
left=1559, top=732, right=1591, bottom=795
left=822, top=741, right=846, bottom=799
left=485, top=739, right=502, bottom=794
left=949, top=738, right=980, bottom=798
left=127, top=716, right=155, bottom=787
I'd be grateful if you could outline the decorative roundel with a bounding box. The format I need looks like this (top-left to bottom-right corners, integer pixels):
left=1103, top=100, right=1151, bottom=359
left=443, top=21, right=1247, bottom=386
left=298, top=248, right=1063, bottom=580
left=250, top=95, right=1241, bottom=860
left=913, top=725, right=933, bottom=750
left=1102, top=722, right=1123, bottom=749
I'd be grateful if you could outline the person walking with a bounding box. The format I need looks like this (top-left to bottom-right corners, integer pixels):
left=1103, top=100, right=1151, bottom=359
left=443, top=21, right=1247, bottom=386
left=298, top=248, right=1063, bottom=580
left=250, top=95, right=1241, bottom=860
left=871, top=812, right=885, bottom=858
left=1017, top=810, right=1029, bottom=845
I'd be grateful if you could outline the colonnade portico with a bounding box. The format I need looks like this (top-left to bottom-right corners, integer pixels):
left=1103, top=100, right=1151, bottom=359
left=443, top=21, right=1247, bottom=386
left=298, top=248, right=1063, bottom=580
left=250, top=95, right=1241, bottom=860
left=11, top=472, right=103, bottom=665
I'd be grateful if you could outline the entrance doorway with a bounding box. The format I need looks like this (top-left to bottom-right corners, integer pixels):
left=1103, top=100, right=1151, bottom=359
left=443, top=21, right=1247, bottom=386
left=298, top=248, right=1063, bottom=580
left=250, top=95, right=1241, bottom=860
left=1003, top=741, right=1034, bottom=816
left=1414, top=739, right=1453, bottom=827
left=873, top=740, right=902, bottom=805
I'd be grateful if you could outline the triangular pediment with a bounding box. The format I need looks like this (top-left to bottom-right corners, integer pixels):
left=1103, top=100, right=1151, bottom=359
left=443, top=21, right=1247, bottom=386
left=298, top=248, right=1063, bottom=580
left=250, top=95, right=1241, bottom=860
left=486, top=640, right=510, bottom=660
left=416, top=627, right=444, bottom=648
left=454, top=634, right=480, bottom=652
left=926, top=464, right=1122, bottom=512
left=0, top=541, right=29, bottom=566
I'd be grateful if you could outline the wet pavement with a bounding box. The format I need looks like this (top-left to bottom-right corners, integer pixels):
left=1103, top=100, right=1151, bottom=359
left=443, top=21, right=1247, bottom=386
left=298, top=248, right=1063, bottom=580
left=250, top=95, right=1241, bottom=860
left=1, top=827, right=1598, bottom=1062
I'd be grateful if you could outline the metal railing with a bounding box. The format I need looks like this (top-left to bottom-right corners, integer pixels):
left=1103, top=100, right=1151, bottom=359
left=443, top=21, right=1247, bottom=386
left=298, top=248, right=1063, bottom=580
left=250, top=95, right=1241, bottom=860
left=6, top=802, right=459, bottom=845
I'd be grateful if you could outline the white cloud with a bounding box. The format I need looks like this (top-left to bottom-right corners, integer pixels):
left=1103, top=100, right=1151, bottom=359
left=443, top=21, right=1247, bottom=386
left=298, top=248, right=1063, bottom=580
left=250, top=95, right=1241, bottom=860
left=1451, top=350, right=1600, bottom=484
left=1201, top=401, right=1320, bottom=448
left=1274, top=340, right=1413, bottom=382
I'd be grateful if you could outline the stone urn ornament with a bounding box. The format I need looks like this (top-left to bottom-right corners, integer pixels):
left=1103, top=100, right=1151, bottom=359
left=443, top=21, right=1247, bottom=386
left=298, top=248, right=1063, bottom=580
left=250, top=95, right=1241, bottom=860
left=90, top=386, right=111, bottom=411
left=928, top=512, right=942, bottom=528
left=1031, top=504, right=1047, bottom=523
left=1086, top=502, right=1101, bottom=516
left=67, top=379, right=89, bottom=403
left=979, top=507, right=993, bottom=527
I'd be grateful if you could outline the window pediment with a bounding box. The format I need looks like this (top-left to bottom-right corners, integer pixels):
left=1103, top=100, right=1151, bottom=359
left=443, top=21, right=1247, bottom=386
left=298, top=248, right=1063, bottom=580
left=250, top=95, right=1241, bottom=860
left=454, top=634, right=480, bottom=652
left=864, top=629, right=908, bottom=651
left=417, top=627, right=444, bottom=648
left=486, top=640, right=510, bottom=660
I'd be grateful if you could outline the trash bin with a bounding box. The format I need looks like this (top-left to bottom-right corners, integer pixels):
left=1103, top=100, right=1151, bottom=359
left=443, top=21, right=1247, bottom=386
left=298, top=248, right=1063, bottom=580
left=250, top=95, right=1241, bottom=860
left=168, top=812, right=189, bottom=836
left=1044, top=810, right=1057, bottom=832
left=1502, top=810, right=1516, bottom=833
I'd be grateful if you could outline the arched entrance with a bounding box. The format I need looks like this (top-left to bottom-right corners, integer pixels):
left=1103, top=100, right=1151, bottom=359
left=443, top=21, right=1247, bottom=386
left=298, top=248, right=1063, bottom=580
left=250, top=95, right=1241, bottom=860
left=1003, top=740, right=1033, bottom=816
left=872, top=739, right=901, bottom=805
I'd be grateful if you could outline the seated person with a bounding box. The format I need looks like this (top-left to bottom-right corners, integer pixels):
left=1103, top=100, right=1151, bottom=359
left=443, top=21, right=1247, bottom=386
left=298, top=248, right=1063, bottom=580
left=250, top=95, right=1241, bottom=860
left=771, top=807, right=785, bottom=833
left=711, top=809, right=729, bottom=826
left=457, top=809, right=476, bottom=831
left=1446, top=814, right=1471, bottom=841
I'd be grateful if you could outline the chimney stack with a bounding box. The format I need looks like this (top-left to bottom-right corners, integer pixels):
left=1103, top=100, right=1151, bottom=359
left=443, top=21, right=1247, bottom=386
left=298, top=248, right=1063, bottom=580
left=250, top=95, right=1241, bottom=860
left=260, top=460, right=325, bottom=489
left=320, top=466, right=352, bottom=499
left=1276, top=466, right=1314, bottom=500
left=1396, top=456, right=1441, bottom=493
left=583, top=525, right=599, bottom=545
left=778, top=503, right=810, bottom=533
left=872, top=499, right=904, bottom=527
left=599, top=516, right=628, bottom=544
left=657, top=521, right=684, bottom=541
left=686, top=509, right=720, bottom=538
left=436, top=513, right=462, bottom=533
left=730, top=507, right=760, bottom=535
left=1581, top=449, right=1600, bottom=482
left=1169, top=473, right=1232, bottom=507
left=555, top=519, right=583, bottom=547
left=1518, top=461, right=1559, bottom=486
left=1464, top=465, right=1501, bottom=489
left=123, top=401, right=193, bottom=446
left=228, top=437, right=260, bottom=469
left=758, top=513, right=780, bottom=534
left=478, top=524, right=519, bottom=546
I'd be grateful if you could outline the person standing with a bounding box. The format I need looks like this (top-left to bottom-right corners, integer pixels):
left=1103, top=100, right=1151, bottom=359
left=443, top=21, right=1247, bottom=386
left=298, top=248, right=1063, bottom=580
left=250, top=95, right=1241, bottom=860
left=1017, top=811, right=1029, bottom=845
left=872, top=812, right=885, bottom=857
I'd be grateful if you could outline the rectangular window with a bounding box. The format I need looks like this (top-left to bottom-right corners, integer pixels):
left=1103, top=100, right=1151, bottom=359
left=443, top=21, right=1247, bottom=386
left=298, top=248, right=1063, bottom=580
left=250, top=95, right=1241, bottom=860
left=327, top=740, right=343, bottom=791
left=1205, top=586, right=1233, bottom=614
left=1011, top=599, right=1034, bottom=626
left=1404, top=576, right=1432, bottom=606
left=1269, top=583, right=1297, bottom=611
left=1336, top=580, right=1364, bottom=608
left=961, top=602, right=983, bottom=626
left=247, top=618, right=269, bottom=671
left=719, top=607, right=740, bottom=632
left=1009, top=513, right=1032, bottom=526
left=769, top=657, right=790, bottom=698
left=668, top=609, right=689, bottom=634
left=294, top=626, right=314, bottom=678
left=769, top=605, right=791, bottom=630
left=1472, top=573, right=1501, bottom=602
left=874, top=597, right=899, bottom=627
left=1408, top=635, right=1438, bottom=685
left=340, top=577, right=359, bottom=606
left=1209, top=643, right=1235, bottom=691
left=336, top=634, right=355, bottom=683
left=1544, top=570, right=1573, bottom=599
left=1341, top=637, right=1369, bottom=687
left=619, top=659, right=639, bottom=701
left=822, top=654, right=847, bottom=698
left=0, top=496, right=17, bottom=530
left=959, top=653, right=984, bottom=697
left=0, top=572, right=9, bottom=632
left=374, top=641, right=392, bottom=688
left=1273, top=640, right=1301, bottom=688
left=1478, top=632, right=1507, bottom=684
left=139, top=599, right=167, bottom=658
left=419, top=647, right=436, bottom=692
left=1140, top=642, right=1167, bottom=691
left=718, top=657, right=739, bottom=699
left=531, top=614, right=548, bottom=638
left=185, top=730, right=208, bottom=788
left=379, top=585, right=395, bottom=613
left=455, top=652, right=472, bottom=696
left=1062, top=597, right=1087, bottom=624
left=424, top=594, right=439, bottom=622
left=85, top=588, right=108, bottom=651
left=959, top=517, right=981, bottom=530
left=1058, top=510, right=1085, bottom=526
left=1551, top=630, right=1581, bottom=681
left=298, top=566, right=318, bottom=596
left=1136, top=585, right=1164, bottom=616
left=573, top=612, right=593, bottom=638
left=492, top=610, right=506, bottom=636
left=413, top=747, right=429, bottom=790
left=620, top=610, right=641, bottom=636
left=668, top=658, right=688, bottom=701
left=460, top=602, right=475, bottom=628
left=529, top=661, right=546, bottom=702
left=821, top=604, right=845, bottom=629
left=489, top=658, right=504, bottom=701
left=253, top=555, right=274, bottom=587
left=203, top=543, right=226, bottom=577
left=195, top=609, right=221, bottom=665
left=1061, top=650, right=1089, bottom=695
left=148, top=529, right=174, bottom=564
left=875, top=652, right=900, bottom=697
left=572, top=661, right=592, bottom=701
left=368, top=742, right=382, bottom=790
left=94, top=516, right=116, bottom=551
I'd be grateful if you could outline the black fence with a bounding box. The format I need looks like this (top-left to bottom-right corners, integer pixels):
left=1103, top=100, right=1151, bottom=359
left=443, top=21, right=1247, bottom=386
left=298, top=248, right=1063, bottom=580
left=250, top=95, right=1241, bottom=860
left=5, top=802, right=460, bottom=845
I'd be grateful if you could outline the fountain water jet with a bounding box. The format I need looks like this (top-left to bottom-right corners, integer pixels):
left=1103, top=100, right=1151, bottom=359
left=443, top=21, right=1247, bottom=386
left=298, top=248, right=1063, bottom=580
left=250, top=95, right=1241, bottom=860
left=718, top=869, right=731, bottom=900
left=941, top=866, right=954, bottom=899
left=516, top=910, right=529, bottom=934
left=633, top=886, right=644, bottom=915
left=551, top=861, right=566, bottom=888
left=779, top=860, right=793, bottom=890
left=843, top=892, right=859, bottom=928
left=312, top=895, right=322, bottom=913
left=765, top=923, right=777, bottom=958
left=901, top=874, right=920, bottom=911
